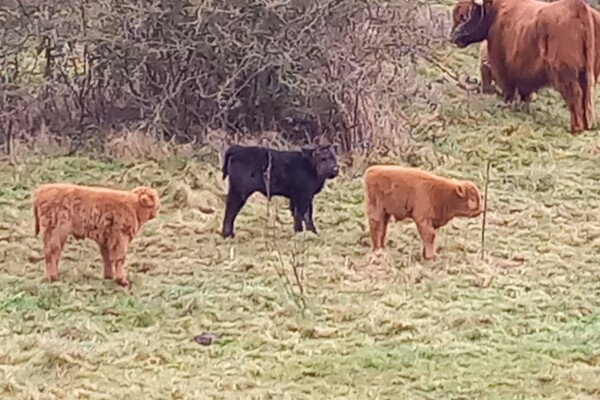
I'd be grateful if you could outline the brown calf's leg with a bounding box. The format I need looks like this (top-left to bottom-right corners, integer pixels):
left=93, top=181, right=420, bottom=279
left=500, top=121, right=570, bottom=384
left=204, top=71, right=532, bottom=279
left=99, top=244, right=113, bottom=279
left=368, top=211, right=390, bottom=249
left=480, top=64, right=494, bottom=94
left=108, top=236, right=131, bottom=288
left=113, top=258, right=131, bottom=288
left=416, top=220, right=436, bottom=261
left=42, top=228, right=68, bottom=282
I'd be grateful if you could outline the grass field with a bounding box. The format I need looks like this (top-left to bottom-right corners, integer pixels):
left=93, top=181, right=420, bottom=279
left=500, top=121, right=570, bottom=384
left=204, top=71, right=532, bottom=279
left=2, top=37, right=600, bottom=400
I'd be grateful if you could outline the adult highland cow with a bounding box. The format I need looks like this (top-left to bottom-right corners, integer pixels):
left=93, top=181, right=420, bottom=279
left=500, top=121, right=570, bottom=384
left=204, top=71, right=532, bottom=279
left=450, top=0, right=597, bottom=134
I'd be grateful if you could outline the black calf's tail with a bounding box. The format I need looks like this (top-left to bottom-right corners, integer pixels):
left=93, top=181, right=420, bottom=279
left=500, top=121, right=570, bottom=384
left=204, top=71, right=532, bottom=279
left=222, top=148, right=233, bottom=180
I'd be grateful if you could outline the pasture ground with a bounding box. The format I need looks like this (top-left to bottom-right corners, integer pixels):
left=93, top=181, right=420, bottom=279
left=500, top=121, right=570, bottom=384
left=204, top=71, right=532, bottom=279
left=1, top=45, right=600, bottom=400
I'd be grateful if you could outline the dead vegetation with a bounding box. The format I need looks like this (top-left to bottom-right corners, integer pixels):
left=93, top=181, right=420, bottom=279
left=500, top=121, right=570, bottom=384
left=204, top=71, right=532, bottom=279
left=0, top=0, right=449, bottom=154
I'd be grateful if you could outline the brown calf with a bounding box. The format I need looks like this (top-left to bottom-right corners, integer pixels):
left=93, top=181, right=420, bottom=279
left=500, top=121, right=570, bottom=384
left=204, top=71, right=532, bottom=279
left=32, top=183, right=160, bottom=287
left=363, top=165, right=482, bottom=260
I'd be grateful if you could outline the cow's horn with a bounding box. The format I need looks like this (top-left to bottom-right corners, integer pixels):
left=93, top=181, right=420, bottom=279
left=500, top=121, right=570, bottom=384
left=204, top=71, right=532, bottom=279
left=473, top=0, right=483, bottom=5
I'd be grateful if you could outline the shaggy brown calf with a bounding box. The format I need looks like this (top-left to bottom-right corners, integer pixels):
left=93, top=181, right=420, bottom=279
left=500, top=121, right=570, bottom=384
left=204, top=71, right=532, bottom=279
left=32, top=183, right=160, bottom=287
left=477, top=41, right=537, bottom=103
left=478, top=41, right=494, bottom=95
left=363, top=166, right=482, bottom=260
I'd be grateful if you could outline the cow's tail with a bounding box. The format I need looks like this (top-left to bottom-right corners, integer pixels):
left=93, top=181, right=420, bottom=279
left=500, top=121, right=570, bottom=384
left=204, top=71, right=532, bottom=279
left=583, top=6, right=596, bottom=129
left=221, top=147, right=233, bottom=180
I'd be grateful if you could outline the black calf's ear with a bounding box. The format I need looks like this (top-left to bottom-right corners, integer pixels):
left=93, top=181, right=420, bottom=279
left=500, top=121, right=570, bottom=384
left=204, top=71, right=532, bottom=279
left=301, top=148, right=314, bottom=158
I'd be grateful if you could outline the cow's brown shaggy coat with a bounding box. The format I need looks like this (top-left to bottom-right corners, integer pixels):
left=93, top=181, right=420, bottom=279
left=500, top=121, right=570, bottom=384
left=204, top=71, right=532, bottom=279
left=32, top=183, right=160, bottom=287
left=363, top=166, right=482, bottom=260
left=450, top=0, right=596, bottom=134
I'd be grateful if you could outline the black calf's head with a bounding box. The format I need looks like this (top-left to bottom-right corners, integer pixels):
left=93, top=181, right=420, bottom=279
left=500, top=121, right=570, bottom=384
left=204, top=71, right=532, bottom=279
left=450, top=0, right=493, bottom=48
left=302, top=145, right=339, bottom=180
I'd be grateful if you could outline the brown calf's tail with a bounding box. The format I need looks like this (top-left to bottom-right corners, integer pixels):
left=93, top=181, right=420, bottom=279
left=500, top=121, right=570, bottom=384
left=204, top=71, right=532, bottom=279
left=33, top=204, right=40, bottom=236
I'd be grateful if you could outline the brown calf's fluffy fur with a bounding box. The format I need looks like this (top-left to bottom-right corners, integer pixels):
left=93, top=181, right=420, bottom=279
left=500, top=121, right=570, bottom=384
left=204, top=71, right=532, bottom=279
left=478, top=41, right=494, bottom=95
left=33, top=183, right=160, bottom=287
left=363, top=166, right=482, bottom=260
left=450, top=0, right=596, bottom=134
left=478, top=41, right=537, bottom=103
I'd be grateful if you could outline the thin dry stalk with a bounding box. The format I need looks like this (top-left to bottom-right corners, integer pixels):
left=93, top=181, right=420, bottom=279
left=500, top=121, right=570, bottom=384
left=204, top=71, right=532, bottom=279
left=481, top=159, right=491, bottom=260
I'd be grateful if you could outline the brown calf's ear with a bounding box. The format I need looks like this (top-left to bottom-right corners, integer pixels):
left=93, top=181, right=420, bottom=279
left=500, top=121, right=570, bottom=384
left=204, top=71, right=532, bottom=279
left=456, top=183, right=468, bottom=198
left=133, top=187, right=156, bottom=208
left=139, top=192, right=155, bottom=208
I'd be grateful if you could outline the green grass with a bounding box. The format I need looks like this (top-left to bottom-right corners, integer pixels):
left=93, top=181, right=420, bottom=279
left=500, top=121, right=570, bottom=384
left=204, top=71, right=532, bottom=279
left=1, top=46, right=600, bottom=400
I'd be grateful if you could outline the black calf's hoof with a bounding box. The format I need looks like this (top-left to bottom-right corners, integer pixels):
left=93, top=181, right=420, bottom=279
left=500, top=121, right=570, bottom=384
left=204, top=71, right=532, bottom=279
left=222, top=231, right=235, bottom=239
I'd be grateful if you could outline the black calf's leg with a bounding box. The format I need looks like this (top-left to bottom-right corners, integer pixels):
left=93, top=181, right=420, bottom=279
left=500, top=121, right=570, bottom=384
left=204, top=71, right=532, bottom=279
left=289, top=200, right=304, bottom=232
left=292, top=196, right=317, bottom=235
left=222, top=188, right=249, bottom=238
left=304, top=201, right=318, bottom=234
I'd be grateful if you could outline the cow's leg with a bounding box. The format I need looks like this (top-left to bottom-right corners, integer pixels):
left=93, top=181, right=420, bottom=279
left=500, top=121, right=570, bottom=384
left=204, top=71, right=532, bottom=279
left=582, top=71, right=596, bottom=130
left=42, top=227, right=68, bottom=282
left=222, top=186, right=249, bottom=239
left=367, top=210, right=390, bottom=250
left=415, top=220, right=436, bottom=261
left=501, top=84, right=516, bottom=104
left=289, top=199, right=304, bottom=232
left=557, top=80, right=585, bottom=134
left=99, top=243, right=113, bottom=279
left=518, top=90, right=534, bottom=114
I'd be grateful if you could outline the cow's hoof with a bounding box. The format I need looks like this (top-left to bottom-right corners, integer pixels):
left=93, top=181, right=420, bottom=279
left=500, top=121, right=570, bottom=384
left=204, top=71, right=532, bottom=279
left=44, top=274, right=58, bottom=283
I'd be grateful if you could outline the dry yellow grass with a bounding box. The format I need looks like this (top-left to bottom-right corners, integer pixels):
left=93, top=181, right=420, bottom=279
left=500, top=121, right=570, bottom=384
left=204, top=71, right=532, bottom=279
left=1, top=43, right=600, bottom=400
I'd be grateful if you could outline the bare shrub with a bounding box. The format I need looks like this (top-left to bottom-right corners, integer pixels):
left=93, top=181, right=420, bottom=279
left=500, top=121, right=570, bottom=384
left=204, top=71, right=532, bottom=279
left=0, top=0, right=448, bottom=155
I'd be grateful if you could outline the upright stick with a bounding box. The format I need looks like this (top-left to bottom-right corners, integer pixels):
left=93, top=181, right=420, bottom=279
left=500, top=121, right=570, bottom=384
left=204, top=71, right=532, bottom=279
left=481, top=159, right=491, bottom=260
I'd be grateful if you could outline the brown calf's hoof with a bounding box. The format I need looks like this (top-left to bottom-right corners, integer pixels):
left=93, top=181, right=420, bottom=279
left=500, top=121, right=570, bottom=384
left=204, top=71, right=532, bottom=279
left=115, top=278, right=132, bottom=288
left=422, top=248, right=436, bottom=261
left=44, top=274, right=58, bottom=283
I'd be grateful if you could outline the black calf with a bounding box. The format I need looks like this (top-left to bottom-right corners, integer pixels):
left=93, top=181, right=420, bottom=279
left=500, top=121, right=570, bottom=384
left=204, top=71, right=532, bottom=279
left=221, top=144, right=339, bottom=238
